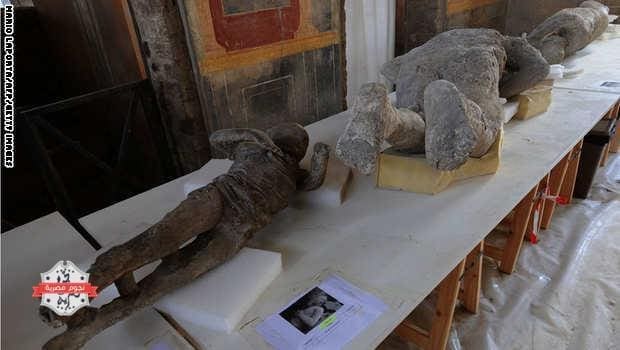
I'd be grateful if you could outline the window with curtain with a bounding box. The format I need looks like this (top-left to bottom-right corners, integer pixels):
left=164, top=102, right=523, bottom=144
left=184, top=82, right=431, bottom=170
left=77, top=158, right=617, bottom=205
left=344, top=0, right=396, bottom=105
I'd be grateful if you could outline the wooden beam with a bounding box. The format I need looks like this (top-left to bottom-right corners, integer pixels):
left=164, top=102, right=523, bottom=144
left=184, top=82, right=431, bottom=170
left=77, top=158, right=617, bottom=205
left=483, top=242, right=503, bottom=261
left=600, top=143, right=610, bottom=167
left=534, top=175, right=550, bottom=233
left=459, top=242, right=483, bottom=314
left=559, top=141, right=583, bottom=204
left=428, top=260, right=466, bottom=350
left=120, top=0, right=146, bottom=79
left=395, top=258, right=470, bottom=350
left=395, top=321, right=430, bottom=349
left=541, top=152, right=571, bottom=229
left=612, top=101, right=620, bottom=153
left=610, top=121, right=620, bottom=153
left=500, top=184, right=538, bottom=274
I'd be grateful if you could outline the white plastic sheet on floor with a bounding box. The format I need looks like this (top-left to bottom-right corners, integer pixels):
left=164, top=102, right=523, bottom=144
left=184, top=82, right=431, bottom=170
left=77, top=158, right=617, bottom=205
left=381, top=154, right=620, bottom=350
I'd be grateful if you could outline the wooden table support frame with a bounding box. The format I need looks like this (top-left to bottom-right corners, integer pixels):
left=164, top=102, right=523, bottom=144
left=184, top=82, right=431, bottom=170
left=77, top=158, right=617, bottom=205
left=459, top=242, right=484, bottom=314
left=484, top=140, right=583, bottom=275
left=559, top=141, right=583, bottom=205
left=602, top=100, right=619, bottom=158
left=610, top=114, right=619, bottom=154
left=394, top=242, right=483, bottom=350
left=541, top=141, right=583, bottom=229
left=529, top=175, right=550, bottom=240
left=484, top=185, right=538, bottom=274
left=541, top=153, right=571, bottom=229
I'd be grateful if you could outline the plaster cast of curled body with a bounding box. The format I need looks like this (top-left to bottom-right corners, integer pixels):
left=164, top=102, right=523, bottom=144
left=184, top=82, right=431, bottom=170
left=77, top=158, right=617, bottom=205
left=336, top=28, right=549, bottom=173
left=528, top=1, right=609, bottom=65
left=38, top=123, right=330, bottom=350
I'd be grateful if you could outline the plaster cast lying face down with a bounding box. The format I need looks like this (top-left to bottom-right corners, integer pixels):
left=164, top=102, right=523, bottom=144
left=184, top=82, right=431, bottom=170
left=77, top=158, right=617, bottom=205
left=336, top=28, right=549, bottom=174
left=528, top=0, right=609, bottom=65
left=38, top=123, right=330, bottom=350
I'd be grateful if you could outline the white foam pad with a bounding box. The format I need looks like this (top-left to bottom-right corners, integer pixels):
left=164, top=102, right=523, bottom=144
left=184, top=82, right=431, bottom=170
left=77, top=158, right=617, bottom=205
left=155, top=248, right=282, bottom=333
left=296, top=157, right=352, bottom=207
left=503, top=101, right=520, bottom=123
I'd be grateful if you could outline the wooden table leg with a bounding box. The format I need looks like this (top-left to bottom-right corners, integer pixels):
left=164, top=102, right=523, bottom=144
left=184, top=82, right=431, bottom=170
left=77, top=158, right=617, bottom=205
left=610, top=101, right=620, bottom=153
left=395, top=241, right=484, bottom=349
left=499, top=184, right=538, bottom=274
left=541, top=152, right=571, bottom=229
left=395, top=321, right=431, bottom=349
left=459, top=242, right=483, bottom=314
left=428, top=260, right=466, bottom=350
left=607, top=102, right=619, bottom=153
left=610, top=122, right=620, bottom=153
left=600, top=143, right=610, bottom=167
left=395, top=259, right=467, bottom=350
left=559, top=141, right=583, bottom=204
left=527, top=176, right=549, bottom=243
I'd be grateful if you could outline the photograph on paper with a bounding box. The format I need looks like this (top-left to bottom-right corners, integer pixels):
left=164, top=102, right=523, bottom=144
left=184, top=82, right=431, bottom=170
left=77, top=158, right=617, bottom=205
left=279, top=287, right=343, bottom=334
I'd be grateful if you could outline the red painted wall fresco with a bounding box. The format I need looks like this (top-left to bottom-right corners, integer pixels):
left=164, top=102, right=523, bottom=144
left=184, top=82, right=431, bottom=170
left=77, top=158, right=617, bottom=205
left=209, top=0, right=301, bottom=51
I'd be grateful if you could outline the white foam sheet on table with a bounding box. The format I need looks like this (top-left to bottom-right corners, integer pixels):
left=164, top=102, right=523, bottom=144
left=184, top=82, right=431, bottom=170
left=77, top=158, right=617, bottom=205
left=502, top=101, right=520, bottom=124
left=84, top=247, right=281, bottom=339
left=295, top=157, right=352, bottom=207
left=156, top=248, right=282, bottom=334
left=449, top=154, right=620, bottom=350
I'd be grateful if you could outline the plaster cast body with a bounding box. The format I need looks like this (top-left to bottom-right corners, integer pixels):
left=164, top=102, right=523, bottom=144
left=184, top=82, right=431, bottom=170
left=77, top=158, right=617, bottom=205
left=39, top=124, right=329, bottom=350
left=336, top=28, right=549, bottom=173
left=528, top=1, right=609, bottom=64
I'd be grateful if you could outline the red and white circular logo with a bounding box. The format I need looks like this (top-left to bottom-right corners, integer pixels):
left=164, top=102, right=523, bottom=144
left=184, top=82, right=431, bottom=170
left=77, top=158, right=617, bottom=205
left=32, top=260, right=98, bottom=316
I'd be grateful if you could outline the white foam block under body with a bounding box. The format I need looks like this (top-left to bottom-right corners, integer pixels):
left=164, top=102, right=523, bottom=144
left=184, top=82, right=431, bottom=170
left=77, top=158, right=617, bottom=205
left=155, top=247, right=282, bottom=333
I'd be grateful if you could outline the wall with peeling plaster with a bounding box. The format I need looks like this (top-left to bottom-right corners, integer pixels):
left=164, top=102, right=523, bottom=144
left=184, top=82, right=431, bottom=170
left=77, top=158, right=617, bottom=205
left=181, top=0, right=346, bottom=132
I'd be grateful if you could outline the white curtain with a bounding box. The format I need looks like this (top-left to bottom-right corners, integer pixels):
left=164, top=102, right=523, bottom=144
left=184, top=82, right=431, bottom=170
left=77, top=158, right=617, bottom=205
left=344, top=0, right=396, bottom=106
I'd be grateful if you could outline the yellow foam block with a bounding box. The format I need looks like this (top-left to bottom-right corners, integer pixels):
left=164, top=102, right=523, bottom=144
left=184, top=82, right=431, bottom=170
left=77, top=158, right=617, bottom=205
left=376, top=131, right=503, bottom=195
left=513, top=80, right=553, bottom=120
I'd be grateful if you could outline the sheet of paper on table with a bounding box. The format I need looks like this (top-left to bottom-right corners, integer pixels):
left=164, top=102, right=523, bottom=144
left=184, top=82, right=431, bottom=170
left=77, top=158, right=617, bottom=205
left=257, top=275, right=387, bottom=350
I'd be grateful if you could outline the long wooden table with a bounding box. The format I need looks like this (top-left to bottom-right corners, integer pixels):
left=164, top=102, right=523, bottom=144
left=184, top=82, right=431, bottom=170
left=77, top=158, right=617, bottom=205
left=77, top=89, right=618, bottom=349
